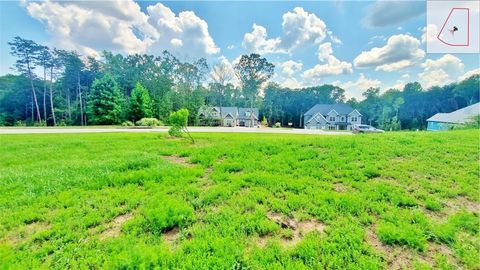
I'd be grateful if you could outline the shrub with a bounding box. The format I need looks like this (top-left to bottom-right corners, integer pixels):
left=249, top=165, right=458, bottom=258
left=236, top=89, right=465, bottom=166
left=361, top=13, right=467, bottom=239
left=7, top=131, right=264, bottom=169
left=261, top=116, right=268, bottom=127
left=168, top=109, right=194, bottom=143
left=14, top=120, right=26, bottom=127
left=121, top=121, right=135, bottom=127
left=274, top=122, right=281, bottom=128
left=135, top=118, right=161, bottom=127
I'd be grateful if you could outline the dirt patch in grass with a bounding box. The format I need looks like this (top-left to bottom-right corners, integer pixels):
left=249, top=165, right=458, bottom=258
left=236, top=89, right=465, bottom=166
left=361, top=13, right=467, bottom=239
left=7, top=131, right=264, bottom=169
left=3, top=222, right=51, bottom=246
left=198, top=156, right=226, bottom=190
left=164, top=227, right=180, bottom=244
left=266, top=212, right=325, bottom=248
left=444, top=196, right=479, bottom=214
left=99, top=212, right=134, bottom=240
left=365, top=226, right=460, bottom=269
left=333, top=182, right=347, bottom=192
left=365, top=226, right=413, bottom=269
left=163, top=155, right=194, bottom=167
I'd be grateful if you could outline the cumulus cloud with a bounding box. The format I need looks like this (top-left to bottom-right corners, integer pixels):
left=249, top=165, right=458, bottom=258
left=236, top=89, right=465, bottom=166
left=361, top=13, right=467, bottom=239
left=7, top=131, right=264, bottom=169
left=210, top=56, right=239, bottom=86
left=242, top=24, right=284, bottom=54
left=25, top=1, right=219, bottom=58
left=302, top=42, right=352, bottom=82
left=279, top=60, right=303, bottom=77
left=459, top=68, right=480, bottom=81
left=354, top=34, right=425, bottom=71
left=272, top=60, right=304, bottom=88
left=333, top=73, right=381, bottom=99
left=386, top=73, right=410, bottom=90
left=421, top=24, right=438, bottom=44
left=146, top=3, right=219, bottom=57
left=242, top=7, right=337, bottom=54
left=419, top=54, right=465, bottom=89
left=364, top=1, right=425, bottom=27
left=280, top=78, right=304, bottom=89
left=280, top=7, right=328, bottom=51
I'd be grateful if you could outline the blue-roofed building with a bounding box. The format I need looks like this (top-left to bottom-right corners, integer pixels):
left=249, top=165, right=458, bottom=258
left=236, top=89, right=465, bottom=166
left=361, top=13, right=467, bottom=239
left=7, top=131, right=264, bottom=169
left=427, top=103, right=479, bottom=131
left=303, top=104, right=362, bottom=130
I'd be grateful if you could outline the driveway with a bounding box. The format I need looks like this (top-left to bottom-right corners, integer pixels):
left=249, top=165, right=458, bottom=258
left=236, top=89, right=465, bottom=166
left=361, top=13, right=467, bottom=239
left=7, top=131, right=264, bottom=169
left=0, top=127, right=353, bottom=135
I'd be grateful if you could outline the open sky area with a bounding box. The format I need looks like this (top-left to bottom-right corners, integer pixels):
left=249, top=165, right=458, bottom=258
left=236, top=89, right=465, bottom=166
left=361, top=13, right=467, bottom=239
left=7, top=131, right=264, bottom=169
left=0, top=0, right=479, bottom=99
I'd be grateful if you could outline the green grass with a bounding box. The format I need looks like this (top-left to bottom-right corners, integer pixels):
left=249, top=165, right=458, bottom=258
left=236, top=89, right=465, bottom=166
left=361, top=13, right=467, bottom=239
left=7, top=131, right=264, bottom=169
left=0, top=130, right=478, bottom=269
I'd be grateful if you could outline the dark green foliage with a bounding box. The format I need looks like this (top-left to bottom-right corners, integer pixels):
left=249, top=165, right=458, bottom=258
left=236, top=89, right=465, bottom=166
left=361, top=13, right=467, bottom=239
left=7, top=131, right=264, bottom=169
left=87, top=74, right=124, bottom=125
left=129, top=82, right=152, bottom=122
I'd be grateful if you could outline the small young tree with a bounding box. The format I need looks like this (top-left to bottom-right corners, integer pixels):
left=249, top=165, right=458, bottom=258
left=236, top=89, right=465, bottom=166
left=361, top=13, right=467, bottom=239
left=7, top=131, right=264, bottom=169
left=168, top=109, right=194, bottom=143
left=129, top=82, right=152, bottom=122
left=88, top=74, right=123, bottom=125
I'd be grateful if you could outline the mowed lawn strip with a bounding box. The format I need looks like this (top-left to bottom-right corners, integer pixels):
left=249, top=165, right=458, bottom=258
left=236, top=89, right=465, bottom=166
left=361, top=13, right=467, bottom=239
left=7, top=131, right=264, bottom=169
left=0, top=130, right=478, bottom=269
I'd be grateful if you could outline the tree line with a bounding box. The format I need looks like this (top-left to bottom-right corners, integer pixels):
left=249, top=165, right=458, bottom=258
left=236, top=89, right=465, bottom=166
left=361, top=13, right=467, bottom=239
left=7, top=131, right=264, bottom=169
left=1, top=36, right=478, bottom=129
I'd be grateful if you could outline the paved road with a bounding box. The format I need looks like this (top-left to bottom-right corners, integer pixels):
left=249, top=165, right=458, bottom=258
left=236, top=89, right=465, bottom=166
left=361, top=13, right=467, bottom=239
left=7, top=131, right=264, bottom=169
left=0, top=127, right=353, bottom=136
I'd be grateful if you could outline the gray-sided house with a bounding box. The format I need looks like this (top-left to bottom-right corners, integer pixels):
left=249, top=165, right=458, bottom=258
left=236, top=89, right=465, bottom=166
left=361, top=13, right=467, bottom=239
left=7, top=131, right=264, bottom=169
left=303, top=104, right=362, bottom=130
left=426, top=102, right=479, bottom=131
left=198, top=106, right=259, bottom=127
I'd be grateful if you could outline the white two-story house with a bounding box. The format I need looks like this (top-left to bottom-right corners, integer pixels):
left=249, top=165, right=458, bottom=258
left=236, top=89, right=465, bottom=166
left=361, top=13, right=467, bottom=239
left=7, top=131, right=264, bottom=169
left=303, top=103, right=362, bottom=130
left=198, top=106, right=259, bottom=127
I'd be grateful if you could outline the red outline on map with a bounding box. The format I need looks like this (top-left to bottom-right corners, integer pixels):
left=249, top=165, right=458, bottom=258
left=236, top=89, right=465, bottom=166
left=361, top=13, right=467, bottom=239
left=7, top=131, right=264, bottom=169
left=437, top=7, right=470, bottom=46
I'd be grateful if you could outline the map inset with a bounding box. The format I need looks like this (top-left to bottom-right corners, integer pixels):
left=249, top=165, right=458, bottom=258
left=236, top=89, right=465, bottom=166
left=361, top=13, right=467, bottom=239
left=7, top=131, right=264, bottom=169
left=427, top=1, right=480, bottom=53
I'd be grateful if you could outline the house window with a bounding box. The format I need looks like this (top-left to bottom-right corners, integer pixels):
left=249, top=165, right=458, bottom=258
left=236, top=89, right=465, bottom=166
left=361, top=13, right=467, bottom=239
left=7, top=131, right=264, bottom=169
left=329, top=116, right=335, bottom=121
left=329, top=125, right=336, bottom=130
left=351, top=117, right=357, bottom=122
left=340, top=116, right=344, bottom=121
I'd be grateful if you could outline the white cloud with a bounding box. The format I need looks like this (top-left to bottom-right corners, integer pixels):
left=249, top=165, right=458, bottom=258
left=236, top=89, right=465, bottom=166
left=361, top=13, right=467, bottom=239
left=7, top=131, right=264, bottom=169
left=354, top=34, right=425, bottom=71
left=279, top=60, right=303, bottom=77
left=302, top=42, right=352, bottom=82
left=210, top=56, right=238, bottom=86
left=459, top=68, right=480, bottom=81
left=421, top=24, right=438, bottom=44
left=363, top=1, right=425, bottom=27
left=25, top=1, right=219, bottom=58
left=146, top=3, right=219, bottom=57
left=367, top=35, right=386, bottom=45
left=333, top=73, right=381, bottom=99
left=386, top=73, right=410, bottom=90
left=242, top=24, right=284, bottom=54
left=419, top=54, right=465, bottom=89
left=280, top=7, right=328, bottom=51
left=272, top=60, right=304, bottom=88
left=242, top=7, right=337, bottom=54
left=280, top=77, right=304, bottom=89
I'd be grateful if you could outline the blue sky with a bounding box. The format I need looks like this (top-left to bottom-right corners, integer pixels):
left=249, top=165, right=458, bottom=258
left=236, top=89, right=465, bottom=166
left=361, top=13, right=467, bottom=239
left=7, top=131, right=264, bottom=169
left=1, top=1, right=478, bottom=99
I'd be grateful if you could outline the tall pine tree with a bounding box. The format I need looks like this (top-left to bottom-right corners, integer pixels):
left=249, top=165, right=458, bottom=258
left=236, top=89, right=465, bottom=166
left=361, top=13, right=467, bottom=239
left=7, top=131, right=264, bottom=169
left=88, top=74, right=123, bottom=125
left=129, top=82, right=152, bottom=122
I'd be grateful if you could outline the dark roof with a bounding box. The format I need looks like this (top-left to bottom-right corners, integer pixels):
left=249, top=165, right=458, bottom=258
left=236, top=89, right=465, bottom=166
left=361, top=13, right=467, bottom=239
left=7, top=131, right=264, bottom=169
left=304, top=103, right=356, bottom=116
left=238, top=108, right=259, bottom=120
left=217, top=107, right=238, bottom=118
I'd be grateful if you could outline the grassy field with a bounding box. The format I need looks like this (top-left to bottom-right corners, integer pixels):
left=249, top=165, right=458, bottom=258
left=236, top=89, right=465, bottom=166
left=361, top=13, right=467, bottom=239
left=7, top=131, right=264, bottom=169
left=0, top=130, right=478, bottom=269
